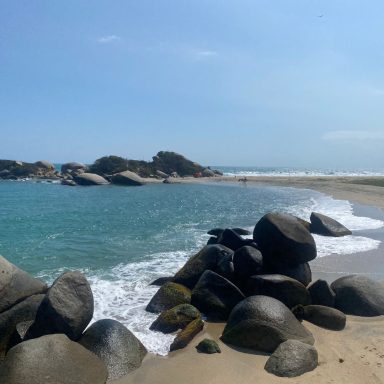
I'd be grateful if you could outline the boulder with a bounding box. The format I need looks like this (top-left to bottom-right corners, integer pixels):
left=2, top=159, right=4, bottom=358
left=61, top=162, right=86, bottom=174
left=146, top=282, right=191, bottom=313
left=110, top=170, right=145, bottom=186
left=245, top=274, right=310, bottom=308
left=295, top=217, right=311, bottom=231
left=264, top=262, right=312, bottom=287
left=253, top=213, right=317, bottom=266
left=0, top=255, right=47, bottom=313
left=196, top=339, right=221, bottom=354
left=149, top=276, right=173, bottom=286
left=207, top=227, right=251, bottom=237
left=79, top=319, right=147, bottom=380
left=0, top=294, right=45, bottom=357
left=221, top=296, right=314, bottom=353
left=150, top=304, right=201, bottom=333
left=170, top=318, right=204, bottom=351
left=191, top=270, right=245, bottom=321
left=34, top=160, right=55, bottom=170
left=264, top=340, right=318, bottom=377
left=292, top=305, right=346, bottom=331
left=310, top=212, right=352, bottom=237
left=0, top=334, right=107, bottom=384
left=61, top=179, right=77, bottom=186
left=233, top=246, right=263, bottom=279
left=172, top=245, right=233, bottom=289
left=202, top=168, right=215, bottom=177
left=73, top=173, right=109, bottom=186
left=25, top=271, right=94, bottom=340
left=214, top=252, right=235, bottom=281
left=156, top=170, right=169, bottom=178
left=231, top=227, right=252, bottom=236
left=331, top=275, right=384, bottom=316
left=207, top=236, right=218, bottom=245
left=308, top=279, right=336, bottom=307
left=217, top=228, right=252, bottom=251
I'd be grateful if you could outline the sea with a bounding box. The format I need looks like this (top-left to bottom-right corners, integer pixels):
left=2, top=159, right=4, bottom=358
left=1, top=165, right=384, bottom=355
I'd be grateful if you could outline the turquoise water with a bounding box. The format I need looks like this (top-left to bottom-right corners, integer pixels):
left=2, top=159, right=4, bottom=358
left=0, top=180, right=383, bottom=354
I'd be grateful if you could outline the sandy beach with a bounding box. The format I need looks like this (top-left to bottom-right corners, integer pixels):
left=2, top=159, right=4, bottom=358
left=112, top=176, right=384, bottom=384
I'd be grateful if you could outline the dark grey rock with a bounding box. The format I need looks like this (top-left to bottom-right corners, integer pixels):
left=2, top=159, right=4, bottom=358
left=217, top=228, right=252, bottom=251
left=0, top=294, right=45, bottom=357
left=61, top=179, right=77, bottom=186
left=110, top=170, right=145, bottom=186
left=146, top=282, right=191, bottom=313
left=221, top=296, right=314, bottom=353
left=310, top=212, right=352, bottom=237
left=292, top=304, right=346, bottom=331
left=0, top=255, right=47, bottom=313
left=264, top=340, right=318, bottom=377
left=233, top=246, right=263, bottom=279
left=0, top=334, right=107, bottom=384
left=245, top=274, right=311, bottom=309
left=149, top=276, right=173, bottom=286
left=191, top=270, right=245, bottom=321
left=61, top=162, right=86, bottom=174
left=207, top=228, right=224, bottom=236
left=172, top=245, right=234, bottom=289
left=196, top=339, right=221, bottom=354
left=170, top=318, right=204, bottom=351
left=73, top=173, right=109, bottom=185
left=308, top=279, right=336, bottom=307
left=331, top=275, right=384, bottom=316
left=150, top=304, right=201, bottom=333
left=25, top=271, right=94, bottom=340
left=264, top=262, right=312, bottom=287
left=253, top=213, right=317, bottom=266
left=79, top=319, right=147, bottom=380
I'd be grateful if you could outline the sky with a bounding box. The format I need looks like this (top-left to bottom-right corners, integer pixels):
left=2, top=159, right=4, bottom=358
left=1, top=0, right=384, bottom=169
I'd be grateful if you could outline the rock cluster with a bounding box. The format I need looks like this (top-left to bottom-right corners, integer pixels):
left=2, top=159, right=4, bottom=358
left=0, top=258, right=146, bottom=383
left=147, top=211, right=384, bottom=377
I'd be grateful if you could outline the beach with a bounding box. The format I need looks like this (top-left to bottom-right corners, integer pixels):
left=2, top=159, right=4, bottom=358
left=113, top=176, right=384, bottom=384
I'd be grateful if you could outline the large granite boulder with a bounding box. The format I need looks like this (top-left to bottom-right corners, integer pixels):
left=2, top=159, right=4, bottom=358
left=233, top=246, right=263, bottom=279
left=217, top=228, right=252, bottom=251
left=0, top=334, right=107, bottom=384
left=310, top=212, right=352, bottom=237
left=0, top=255, right=47, bottom=313
left=191, top=270, right=245, bottom=321
left=25, top=271, right=94, bottom=340
left=34, top=160, right=55, bottom=170
left=253, top=213, right=317, bottom=266
left=331, top=275, right=384, bottom=316
left=308, top=279, right=336, bottom=307
left=214, top=251, right=235, bottom=281
left=221, top=296, right=314, bottom=353
left=146, top=282, right=191, bottom=313
left=150, top=304, right=201, bottom=333
left=172, top=245, right=233, bottom=289
left=61, top=162, right=86, bottom=174
left=245, top=275, right=310, bottom=309
left=74, top=173, right=109, bottom=186
left=0, top=294, right=45, bottom=357
left=264, top=340, right=318, bottom=377
left=292, top=304, right=346, bottom=331
left=110, top=170, right=145, bottom=186
left=170, top=317, right=204, bottom=351
left=79, top=319, right=147, bottom=380
left=264, top=262, right=312, bottom=287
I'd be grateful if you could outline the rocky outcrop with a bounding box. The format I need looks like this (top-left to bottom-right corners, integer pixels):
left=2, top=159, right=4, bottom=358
left=0, top=160, right=58, bottom=179
left=221, top=296, right=314, bottom=353
left=146, top=282, right=191, bottom=313
left=34, top=160, right=55, bottom=170
left=308, top=279, right=336, bottom=307
left=331, top=275, right=384, bottom=316
left=0, top=255, right=47, bottom=313
left=61, top=162, right=87, bottom=174
left=292, top=304, right=346, bottom=331
left=0, top=334, right=108, bottom=384
left=172, top=245, right=234, bottom=289
left=25, top=271, right=94, bottom=340
left=110, top=170, right=145, bottom=186
left=264, top=340, right=318, bottom=377
left=170, top=317, right=204, bottom=351
left=191, top=270, right=245, bottom=321
left=310, top=212, right=352, bottom=237
left=79, top=319, right=147, bottom=380
left=73, top=173, right=109, bottom=186
left=150, top=304, right=201, bottom=333
left=196, top=339, right=221, bottom=354
left=253, top=213, right=317, bottom=266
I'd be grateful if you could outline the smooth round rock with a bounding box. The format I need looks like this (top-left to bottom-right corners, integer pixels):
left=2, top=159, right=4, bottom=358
left=217, top=228, right=252, bottom=251
left=170, top=318, right=204, bottom=351
left=233, top=246, right=263, bottom=278
left=253, top=213, right=317, bottom=266
left=196, top=339, right=221, bottom=354
left=310, top=212, right=352, bottom=237
left=308, top=279, right=336, bottom=307
left=331, top=275, right=384, bottom=316
left=110, top=171, right=144, bottom=186
left=74, top=173, right=109, bottom=185
left=79, top=319, right=147, bottom=380
left=264, top=340, right=318, bottom=377
left=0, top=334, right=107, bottom=384
left=264, top=262, right=312, bottom=287
left=221, top=296, right=314, bottom=353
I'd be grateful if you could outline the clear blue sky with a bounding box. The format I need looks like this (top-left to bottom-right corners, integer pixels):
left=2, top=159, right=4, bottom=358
left=1, top=1, right=384, bottom=168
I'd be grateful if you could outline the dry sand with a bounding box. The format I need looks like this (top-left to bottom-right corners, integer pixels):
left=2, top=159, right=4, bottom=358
left=112, top=176, right=384, bottom=384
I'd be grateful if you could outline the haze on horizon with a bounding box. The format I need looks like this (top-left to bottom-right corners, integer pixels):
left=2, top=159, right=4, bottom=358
left=1, top=1, right=384, bottom=170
